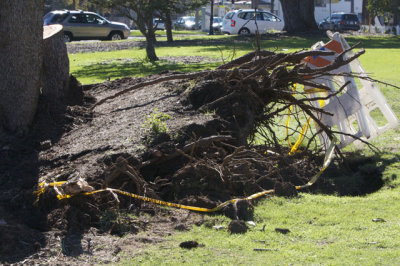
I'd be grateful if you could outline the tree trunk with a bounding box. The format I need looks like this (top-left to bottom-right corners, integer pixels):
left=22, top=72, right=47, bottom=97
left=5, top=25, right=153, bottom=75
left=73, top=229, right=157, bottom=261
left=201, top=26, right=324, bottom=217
left=144, top=16, right=158, bottom=62
left=280, top=0, right=318, bottom=33
left=42, top=25, right=70, bottom=100
left=165, top=12, right=173, bottom=43
left=145, top=35, right=159, bottom=62
left=362, top=0, right=369, bottom=25
left=138, top=15, right=159, bottom=62
left=0, top=0, right=44, bottom=134
left=270, top=0, right=275, bottom=13
left=393, top=0, right=399, bottom=26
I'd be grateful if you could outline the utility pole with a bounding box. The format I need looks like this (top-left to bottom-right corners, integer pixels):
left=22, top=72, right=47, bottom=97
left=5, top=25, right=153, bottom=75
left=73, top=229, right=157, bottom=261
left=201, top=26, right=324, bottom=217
left=209, top=0, right=214, bottom=35
left=251, top=0, right=258, bottom=9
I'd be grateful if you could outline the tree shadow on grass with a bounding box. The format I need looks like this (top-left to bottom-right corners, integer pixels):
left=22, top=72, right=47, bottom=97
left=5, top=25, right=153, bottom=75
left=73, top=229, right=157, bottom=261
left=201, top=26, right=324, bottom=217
left=155, top=34, right=400, bottom=52
left=72, top=60, right=220, bottom=84
left=312, top=151, right=400, bottom=196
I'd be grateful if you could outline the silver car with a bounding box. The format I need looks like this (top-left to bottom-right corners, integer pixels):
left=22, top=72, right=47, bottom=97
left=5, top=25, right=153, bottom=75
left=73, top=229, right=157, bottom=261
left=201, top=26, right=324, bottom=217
left=44, top=10, right=130, bottom=42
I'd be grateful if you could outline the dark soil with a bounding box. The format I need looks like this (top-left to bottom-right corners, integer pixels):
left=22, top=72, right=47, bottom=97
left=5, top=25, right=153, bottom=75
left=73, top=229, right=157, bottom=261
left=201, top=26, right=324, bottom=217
left=179, top=240, right=200, bottom=249
left=0, top=67, right=386, bottom=264
left=228, top=220, right=248, bottom=234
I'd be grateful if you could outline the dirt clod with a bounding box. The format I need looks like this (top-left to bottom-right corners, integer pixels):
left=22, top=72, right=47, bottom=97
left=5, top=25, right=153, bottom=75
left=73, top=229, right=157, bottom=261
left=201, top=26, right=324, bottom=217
left=274, top=182, right=298, bottom=197
left=228, top=220, right=248, bottom=234
left=275, top=228, right=291, bottom=234
left=179, top=240, right=199, bottom=249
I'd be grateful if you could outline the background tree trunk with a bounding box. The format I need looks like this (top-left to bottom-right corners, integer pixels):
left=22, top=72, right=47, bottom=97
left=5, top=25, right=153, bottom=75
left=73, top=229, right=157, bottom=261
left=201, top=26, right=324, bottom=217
left=362, top=0, right=369, bottom=25
left=145, top=36, right=159, bottom=61
left=144, top=16, right=159, bottom=61
left=42, top=25, right=70, bottom=100
left=165, top=12, right=173, bottom=43
left=0, top=0, right=44, bottom=134
left=280, top=0, right=318, bottom=33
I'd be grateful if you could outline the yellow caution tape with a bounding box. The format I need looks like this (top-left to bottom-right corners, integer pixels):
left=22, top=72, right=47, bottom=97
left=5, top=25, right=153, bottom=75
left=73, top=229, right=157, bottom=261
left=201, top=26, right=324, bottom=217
left=295, top=136, right=336, bottom=189
left=303, top=88, right=329, bottom=94
left=286, top=84, right=328, bottom=155
left=286, top=84, right=312, bottom=154
left=34, top=138, right=336, bottom=213
left=289, top=117, right=311, bottom=155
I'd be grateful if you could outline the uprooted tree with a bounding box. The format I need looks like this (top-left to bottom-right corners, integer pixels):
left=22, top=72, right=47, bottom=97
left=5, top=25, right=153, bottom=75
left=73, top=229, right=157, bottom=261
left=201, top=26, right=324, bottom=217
left=75, top=43, right=374, bottom=212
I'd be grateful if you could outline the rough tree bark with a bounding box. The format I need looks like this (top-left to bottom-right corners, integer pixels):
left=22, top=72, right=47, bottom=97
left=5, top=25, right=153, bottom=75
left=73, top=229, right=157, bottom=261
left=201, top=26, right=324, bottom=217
left=0, top=0, right=44, bottom=134
left=165, top=12, right=173, bottom=43
left=362, top=0, right=369, bottom=25
left=42, top=25, right=70, bottom=100
left=141, top=15, right=159, bottom=61
left=280, top=0, right=318, bottom=33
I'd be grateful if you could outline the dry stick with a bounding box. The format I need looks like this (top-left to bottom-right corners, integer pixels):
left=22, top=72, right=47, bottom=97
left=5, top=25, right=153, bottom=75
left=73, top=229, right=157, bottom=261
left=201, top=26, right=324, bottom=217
left=317, top=71, right=400, bottom=90
left=217, top=50, right=275, bottom=70
left=91, top=71, right=208, bottom=110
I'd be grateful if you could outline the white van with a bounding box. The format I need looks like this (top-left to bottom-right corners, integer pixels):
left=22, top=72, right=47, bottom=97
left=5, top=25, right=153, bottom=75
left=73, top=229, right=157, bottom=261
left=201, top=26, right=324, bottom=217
left=222, top=9, right=284, bottom=35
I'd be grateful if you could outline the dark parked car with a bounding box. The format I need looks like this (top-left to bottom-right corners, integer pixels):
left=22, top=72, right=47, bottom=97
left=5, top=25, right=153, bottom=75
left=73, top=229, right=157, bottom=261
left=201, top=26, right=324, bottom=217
left=44, top=10, right=130, bottom=42
left=319, top=13, right=360, bottom=31
left=212, top=17, right=223, bottom=32
left=174, top=16, right=199, bottom=30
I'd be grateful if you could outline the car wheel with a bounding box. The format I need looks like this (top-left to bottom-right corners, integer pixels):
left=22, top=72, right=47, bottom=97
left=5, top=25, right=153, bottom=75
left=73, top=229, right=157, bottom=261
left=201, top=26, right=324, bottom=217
left=109, top=32, right=123, bottom=41
left=238, top=28, right=251, bottom=35
left=64, top=32, right=72, bottom=42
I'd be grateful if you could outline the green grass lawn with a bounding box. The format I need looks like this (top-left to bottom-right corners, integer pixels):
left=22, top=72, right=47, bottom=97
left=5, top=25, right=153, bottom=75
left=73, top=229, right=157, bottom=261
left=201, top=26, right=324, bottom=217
left=69, top=34, right=400, bottom=264
left=130, top=29, right=207, bottom=37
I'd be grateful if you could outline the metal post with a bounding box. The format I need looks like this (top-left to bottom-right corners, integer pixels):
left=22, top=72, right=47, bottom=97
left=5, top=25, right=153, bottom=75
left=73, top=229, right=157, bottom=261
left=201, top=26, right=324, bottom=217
left=209, top=0, right=214, bottom=35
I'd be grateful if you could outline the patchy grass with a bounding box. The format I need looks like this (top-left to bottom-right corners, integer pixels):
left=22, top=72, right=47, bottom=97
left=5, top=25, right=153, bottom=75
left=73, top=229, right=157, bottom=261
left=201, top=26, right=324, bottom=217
left=121, top=181, right=400, bottom=265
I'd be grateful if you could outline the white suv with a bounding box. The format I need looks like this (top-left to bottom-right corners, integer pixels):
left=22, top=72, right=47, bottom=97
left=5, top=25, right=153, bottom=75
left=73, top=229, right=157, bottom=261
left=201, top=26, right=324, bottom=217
left=222, top=9, right=284, bottom=35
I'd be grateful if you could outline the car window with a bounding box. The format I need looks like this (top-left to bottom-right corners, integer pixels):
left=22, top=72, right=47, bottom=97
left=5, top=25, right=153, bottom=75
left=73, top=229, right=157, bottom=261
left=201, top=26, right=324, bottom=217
left=86, top=14, right=104, bottom=24
left=255, top=13, right=263, bottom=20
left=331, top=14, right=341, bottom=19
left=50, top=13, right=68, bottom=23
left=44, top=13, right=53, bottom=20
left=348, top=14, right=358, bottom=21
left=237, top=12, right=249, bottom=19
left=68, top=14, right=85, bottom=23
left=225, top=12, right=234, bottom=19
left=238, top=12, right=259, bottom=20
left=263, top=12, right=280, bottom=22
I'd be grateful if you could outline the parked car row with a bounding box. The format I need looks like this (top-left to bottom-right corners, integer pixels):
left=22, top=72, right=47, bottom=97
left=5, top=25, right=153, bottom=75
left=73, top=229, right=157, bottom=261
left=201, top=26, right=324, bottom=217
left=154, top=16, right=224, bottom=32
left=44, top=9, right=360, bottom=42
